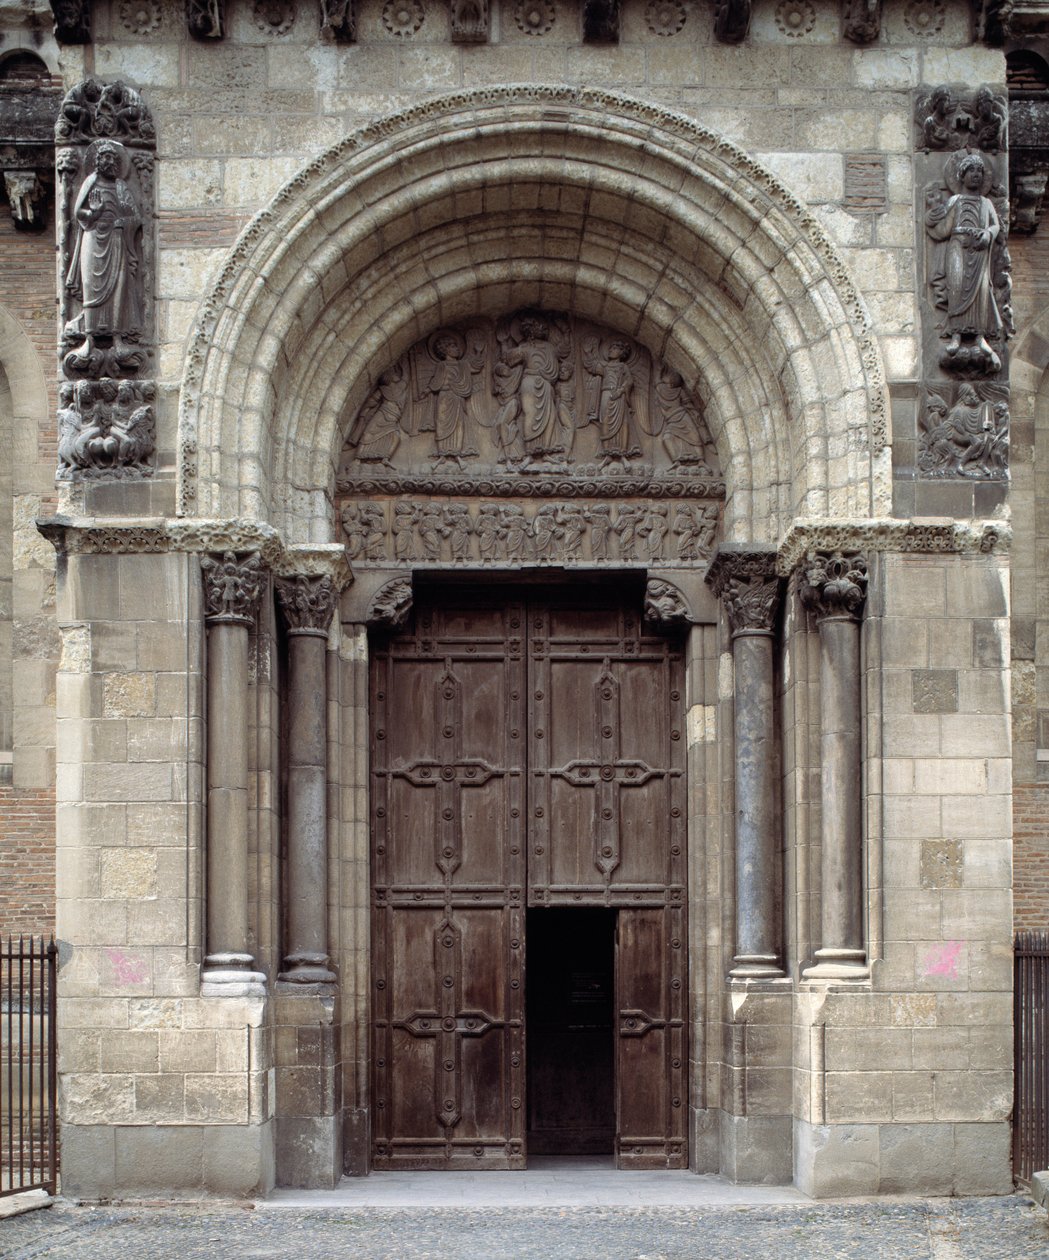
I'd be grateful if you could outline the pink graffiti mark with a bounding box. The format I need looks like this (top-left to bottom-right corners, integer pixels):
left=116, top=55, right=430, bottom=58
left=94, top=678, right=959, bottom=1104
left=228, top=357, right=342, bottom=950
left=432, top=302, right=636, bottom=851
left=105, top=948, right=148, bottom=986
left=921, top=941, right=963, bottom=980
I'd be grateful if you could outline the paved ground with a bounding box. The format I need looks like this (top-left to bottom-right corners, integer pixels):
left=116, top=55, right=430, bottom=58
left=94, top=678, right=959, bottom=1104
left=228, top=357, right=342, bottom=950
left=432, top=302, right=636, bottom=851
left=3, top=1195, right=1047, bottom=1260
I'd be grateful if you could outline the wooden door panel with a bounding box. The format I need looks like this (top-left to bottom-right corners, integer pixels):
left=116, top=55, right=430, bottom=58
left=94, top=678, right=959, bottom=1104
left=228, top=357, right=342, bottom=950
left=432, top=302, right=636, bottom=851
left=616, top=907, right=688, bottom=1169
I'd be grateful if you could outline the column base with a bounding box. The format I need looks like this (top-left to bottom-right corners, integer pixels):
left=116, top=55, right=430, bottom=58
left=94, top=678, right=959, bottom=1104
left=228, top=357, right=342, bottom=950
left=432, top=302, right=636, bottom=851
left=278, top=951, right=337, bottom=986
left=201, top=952, right=267, bottom=997
left=802, top=947, right=869, bottom=983
left=729, top=953, right=785, bottom=981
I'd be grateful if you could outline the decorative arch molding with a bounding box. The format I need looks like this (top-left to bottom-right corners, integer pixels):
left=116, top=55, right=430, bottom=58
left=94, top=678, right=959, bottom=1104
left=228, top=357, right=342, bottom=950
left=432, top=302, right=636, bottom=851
left=178, top=85, right=891, bottom=544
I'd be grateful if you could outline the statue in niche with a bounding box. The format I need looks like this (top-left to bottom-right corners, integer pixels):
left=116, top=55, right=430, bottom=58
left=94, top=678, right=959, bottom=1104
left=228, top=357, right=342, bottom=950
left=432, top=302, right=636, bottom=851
left=925, top=153, right=1003, bottom=376
left=63, top=140, right=145, bottom=376
left=491, top=314, right=575, bottom=464
left=919, top=384, right=1008, bottom=478
left=652, top=366, right=714, bottom=470
left=348, top=362, right=408, bottom=466
left=582, top=336, right=644, bottom=466
left=418, top=329, right=486, bottom=470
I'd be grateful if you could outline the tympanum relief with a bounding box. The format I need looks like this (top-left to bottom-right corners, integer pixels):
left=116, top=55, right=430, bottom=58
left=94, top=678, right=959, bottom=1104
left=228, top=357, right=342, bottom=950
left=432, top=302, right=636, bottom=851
left=337, top=311, right=723, bottom=570
left=55, top=78, right=156, bottom=481
left=914, top=84, right=1012, bottom=483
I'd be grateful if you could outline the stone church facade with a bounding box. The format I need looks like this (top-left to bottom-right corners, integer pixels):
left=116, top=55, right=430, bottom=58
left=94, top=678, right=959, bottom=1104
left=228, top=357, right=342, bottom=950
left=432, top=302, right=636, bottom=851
left=1, top=0, right=1047, bottom=1199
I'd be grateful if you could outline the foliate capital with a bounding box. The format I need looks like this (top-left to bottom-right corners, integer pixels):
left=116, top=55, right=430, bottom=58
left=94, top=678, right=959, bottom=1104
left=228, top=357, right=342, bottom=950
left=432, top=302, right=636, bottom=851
left=275, top=573, right=338, bottom=635
left=201, top=550, right=266, bottom=625
left=706, top=546, right=781, bottom=636
left=799, top=550, right=868, bottom=622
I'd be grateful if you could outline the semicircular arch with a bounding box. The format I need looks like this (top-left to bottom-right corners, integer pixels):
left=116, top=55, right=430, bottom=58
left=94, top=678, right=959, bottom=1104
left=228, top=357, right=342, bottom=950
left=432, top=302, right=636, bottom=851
left=178, top=86, right=890, bottom=544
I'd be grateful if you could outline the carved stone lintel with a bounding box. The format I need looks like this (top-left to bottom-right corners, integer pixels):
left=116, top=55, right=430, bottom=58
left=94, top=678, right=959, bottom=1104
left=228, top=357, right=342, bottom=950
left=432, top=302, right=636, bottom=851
left=319, top=0, right=357, bottom=40
left=714, top=0, right=750, bottom=42
left=56, top=378, right=156, bottom=480
left=201, top=551, right=266, bottom=626
left=3, top=172, right=47, bottom=230
left=842, top=0, right=882, bottom=42
left=50, top=0, right=91, bottom=43
left=706, top=546, right=781, bottom=636
left=368, top=577, right=413, bottom=628
left=583, top=0, right=620, bottom=40
left=799, top=551, right=868, bottom=622
left=275, top=574, right=338, bottom=636
left=644, top=579, right=691, bottom=626
left=451, top=0, right=488, bottom=41
left=187, top=0, right=225, bottom=39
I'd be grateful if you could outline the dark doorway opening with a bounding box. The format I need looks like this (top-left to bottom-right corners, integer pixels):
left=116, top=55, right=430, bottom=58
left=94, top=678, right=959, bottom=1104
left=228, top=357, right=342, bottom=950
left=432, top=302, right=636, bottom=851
left=526, top=907, right=616, bottom=1156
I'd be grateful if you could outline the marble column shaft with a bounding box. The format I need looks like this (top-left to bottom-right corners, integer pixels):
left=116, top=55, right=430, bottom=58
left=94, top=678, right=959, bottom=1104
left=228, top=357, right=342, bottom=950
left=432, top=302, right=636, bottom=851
left=707, top=547, right=784, bottom=980
left=800, top=550, right=869, bottom=978
left=200, top=551, right=266, bottom=991
left=276, top=575, right=338, bottom=985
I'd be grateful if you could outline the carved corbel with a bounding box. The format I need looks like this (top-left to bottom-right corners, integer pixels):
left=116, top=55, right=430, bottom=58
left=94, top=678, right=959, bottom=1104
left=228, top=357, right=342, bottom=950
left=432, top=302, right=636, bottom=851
left=583, top=0, right=620, bottom=41
left=451, top=0, right=488, bottom=41
left=3, top=172, right=47, bottom=230
left=50, top=1, right=91, bottom=43
left=643, top=578, right=692, bottom=626
left=186, top=0, right=225, bottom=39
left=842, top=0, right=881, bottom=43
left=368, top=577, right=413, bottom=628
left=320, top=0, right=357, bottom=40
left=713, top=0, right=750, bottom=43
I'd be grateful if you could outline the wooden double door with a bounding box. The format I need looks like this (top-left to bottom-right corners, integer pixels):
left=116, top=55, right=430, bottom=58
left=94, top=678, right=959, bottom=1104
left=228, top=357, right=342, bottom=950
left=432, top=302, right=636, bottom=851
left=370, top=587, right=687, bottom=1169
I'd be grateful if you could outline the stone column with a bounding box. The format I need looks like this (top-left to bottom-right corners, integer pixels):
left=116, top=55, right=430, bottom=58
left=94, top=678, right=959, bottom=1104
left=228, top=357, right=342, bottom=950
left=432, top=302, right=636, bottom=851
left=275, top=574, right=338, bottom=985
left=800, top=550, right=869, bottom=980
left=200, top=550, right=267, bottom=995
left=707, top=546, right=785, bottom=980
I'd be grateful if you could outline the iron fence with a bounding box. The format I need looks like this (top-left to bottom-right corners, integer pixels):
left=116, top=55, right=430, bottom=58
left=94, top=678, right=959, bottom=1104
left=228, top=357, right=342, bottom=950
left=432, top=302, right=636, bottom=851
left=1, top=936, right=57, bottom=1197
left=1015, top=930, right=1049, bottom=1183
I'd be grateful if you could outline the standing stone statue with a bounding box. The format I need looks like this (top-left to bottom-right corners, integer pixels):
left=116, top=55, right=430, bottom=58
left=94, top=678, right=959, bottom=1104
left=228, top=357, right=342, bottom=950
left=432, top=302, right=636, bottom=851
left=492, top=314, right=575, bottom=463
left=925, top=152, right=1003, bottom=374
left=583, top=335, right=644, bottom=465
left=64, top=140, right=144, bottom=373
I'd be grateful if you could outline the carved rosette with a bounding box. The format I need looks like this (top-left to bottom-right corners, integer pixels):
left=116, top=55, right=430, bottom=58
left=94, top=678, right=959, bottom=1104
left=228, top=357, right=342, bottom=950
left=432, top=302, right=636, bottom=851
left=275, top=574, right=338, bottom=638
left=55, top=78, right=157, bottom=482
left=706, top=548, right=781, bottom=637
left=201, top=551, right=266, bottom=626
left=799, top=551, right=868, bottom=623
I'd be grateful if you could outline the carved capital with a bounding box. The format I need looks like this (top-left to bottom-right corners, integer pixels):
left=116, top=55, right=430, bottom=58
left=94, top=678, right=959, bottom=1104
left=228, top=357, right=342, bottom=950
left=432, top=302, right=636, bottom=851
left=368, top=577, right=413, bottom=628
left=706, top=546, right=781, bottom=636
left=201, top=551, right=266, bottom=626
left=275, top=574, right=337, bottom=636
left=799, top=550, right=868, bottom=622
left=644, top=578, right=691, bottom=626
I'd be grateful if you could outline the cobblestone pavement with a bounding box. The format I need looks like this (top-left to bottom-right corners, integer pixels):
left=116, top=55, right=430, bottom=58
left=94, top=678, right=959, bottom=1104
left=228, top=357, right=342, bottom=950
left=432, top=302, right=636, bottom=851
left=3, top=1197, right=1047, bottom=1260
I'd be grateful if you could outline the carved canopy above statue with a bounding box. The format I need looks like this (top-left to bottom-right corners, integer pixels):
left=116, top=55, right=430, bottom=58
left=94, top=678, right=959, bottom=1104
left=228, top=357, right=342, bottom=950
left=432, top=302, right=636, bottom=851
left=335, top=310, right=724, bottom=570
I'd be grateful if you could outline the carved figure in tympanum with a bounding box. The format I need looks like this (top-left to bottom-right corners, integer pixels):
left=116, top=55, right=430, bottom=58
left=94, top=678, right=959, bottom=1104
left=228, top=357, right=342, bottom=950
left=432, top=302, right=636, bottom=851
left=492, top=313, right=575, bottom=464
left=653, top=366, right=714, bottom=470
left=419, top=328, right=486, bottom=469
left=349, top=362, right=408, bottom=466
left=583, top=336, right=644, bottom=467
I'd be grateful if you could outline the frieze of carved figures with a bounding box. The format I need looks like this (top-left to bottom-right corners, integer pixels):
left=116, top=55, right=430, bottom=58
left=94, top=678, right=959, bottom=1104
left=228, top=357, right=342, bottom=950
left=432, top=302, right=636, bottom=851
left=50, top=0, right=91, bottom=43
left=799, top=551, right=868, bottom=622
left=916, top=85, right=1008, bottom=155
left=644, top=579, right=691, bottom=625
left=924, top=150, right=1012, bottom=378
left=201, top=551, right=266, bottom=625
left=343, top=311, right=721, bottom=482
left=57, top=378, right=155, bottom=479
left=274, top=574, right=338, bottom=634
left=187, top=0, right=225, bottom=38
left=842, top=0, right=882, bottom=42
left=451, top=0, right=488, bottom=41
left=339, top=500, right=719, bottom=566
left=320, top=0, right=357, bottom=40
left=918, top=381, right=1009, bottom=478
